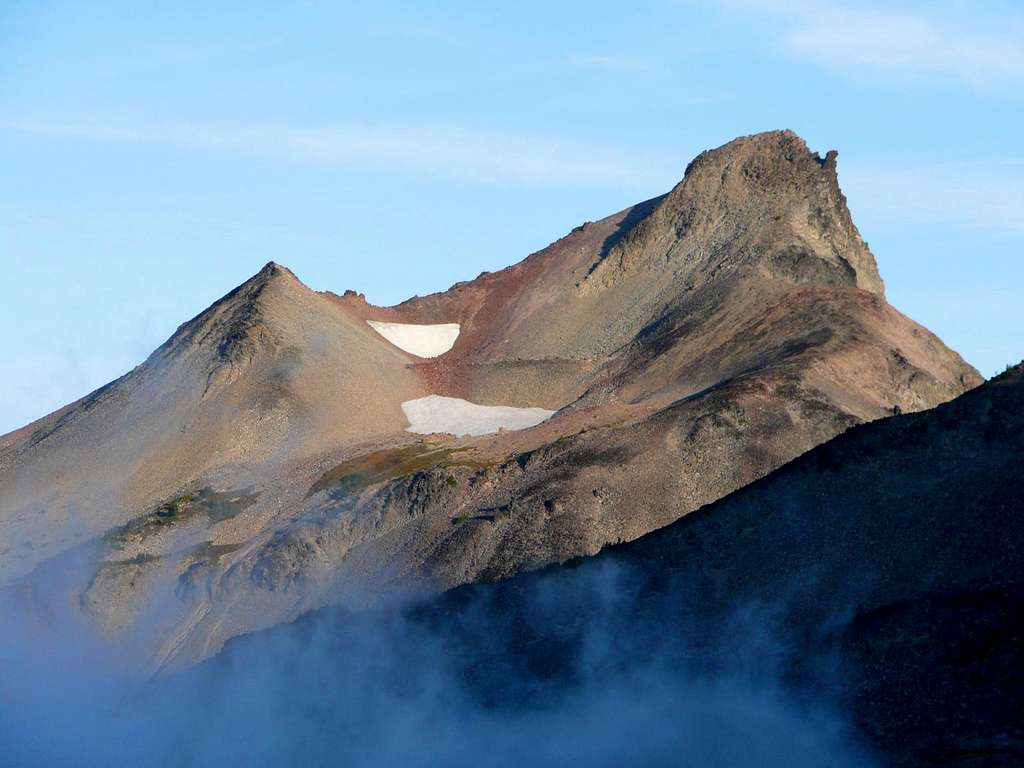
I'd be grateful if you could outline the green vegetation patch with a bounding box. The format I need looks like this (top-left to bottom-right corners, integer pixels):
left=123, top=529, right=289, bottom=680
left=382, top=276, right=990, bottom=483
left=307, top=444, right=488, bottom=500
left=105, top=487, right=260, bottom=550
left=98, top=552, right=161, bottom=569
left=191, top=540, right=244, bottom=561
left=196, top=487, right=260, bottom=523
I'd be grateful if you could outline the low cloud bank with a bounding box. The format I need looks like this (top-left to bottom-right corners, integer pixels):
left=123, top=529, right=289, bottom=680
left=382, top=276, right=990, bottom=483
left=0, top=560, right=876, bottom=767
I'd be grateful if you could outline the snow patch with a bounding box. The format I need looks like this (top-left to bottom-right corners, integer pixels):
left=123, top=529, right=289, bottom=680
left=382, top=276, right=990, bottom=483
left=401, top=395, right=556, bottom=437
left=367, top=321, right=460, bottom=358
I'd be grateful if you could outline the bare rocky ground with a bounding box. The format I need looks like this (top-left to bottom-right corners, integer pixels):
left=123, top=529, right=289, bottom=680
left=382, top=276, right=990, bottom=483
left=0, top=130, right=980, bottom=671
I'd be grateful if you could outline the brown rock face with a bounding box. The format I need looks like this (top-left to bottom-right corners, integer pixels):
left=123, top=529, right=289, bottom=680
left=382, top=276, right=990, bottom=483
left=0, top=131, right=981, bottom=671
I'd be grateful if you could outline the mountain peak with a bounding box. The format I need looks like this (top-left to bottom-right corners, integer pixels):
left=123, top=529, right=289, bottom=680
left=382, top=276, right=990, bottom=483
left=684, top=129, right=810, bottom=169
left=251, top=260, right=303, bottom=287
left=156, top=261, right=311, bottom=365
left=590, top=129, right=884, bottom=296
left=681, top=130, right=840, bottom=184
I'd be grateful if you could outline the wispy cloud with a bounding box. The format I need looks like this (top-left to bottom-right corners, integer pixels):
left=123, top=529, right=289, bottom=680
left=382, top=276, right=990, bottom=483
left=9, top=117, right=1022, bottom=235
left=840, top=159, right=1024, bottom=233
left=4, top=119, right=678, bottom=190
left=719, top=0, right=1024, bottom=87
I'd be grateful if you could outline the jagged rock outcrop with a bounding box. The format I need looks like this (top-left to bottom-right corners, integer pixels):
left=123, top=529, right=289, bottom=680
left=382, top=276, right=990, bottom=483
left=588, top=131, right=883, bottom=295
left=0, top=130, right=981, bottom=671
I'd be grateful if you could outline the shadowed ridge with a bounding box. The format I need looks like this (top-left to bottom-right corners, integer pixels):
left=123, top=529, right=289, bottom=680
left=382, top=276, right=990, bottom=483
left=201, top=361, right=1024, bottom=768
left=331, top=361, right=1022, bottom=768
left=990, top=361, right=1024, bottom=384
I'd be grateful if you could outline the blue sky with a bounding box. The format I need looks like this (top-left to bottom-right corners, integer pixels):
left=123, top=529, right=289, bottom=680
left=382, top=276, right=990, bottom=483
left=1, top=0, right=1022, bottom=434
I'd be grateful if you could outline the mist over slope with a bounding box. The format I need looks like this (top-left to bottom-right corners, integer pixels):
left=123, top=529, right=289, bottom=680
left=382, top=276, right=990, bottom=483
left=0, top=559, right=878, bottom=768
left=0, top=131, right=981, bottom=671
left=4, top=365, right=1020, bottom=767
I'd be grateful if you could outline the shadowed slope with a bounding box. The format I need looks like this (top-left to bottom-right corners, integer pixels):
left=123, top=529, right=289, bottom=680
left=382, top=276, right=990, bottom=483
left=217, top=365, right=1023, bottom=766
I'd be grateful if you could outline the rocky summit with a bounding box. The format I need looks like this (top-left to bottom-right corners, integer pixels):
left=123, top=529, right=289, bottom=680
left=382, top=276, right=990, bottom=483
left=0, top=130, right=980, bottom=672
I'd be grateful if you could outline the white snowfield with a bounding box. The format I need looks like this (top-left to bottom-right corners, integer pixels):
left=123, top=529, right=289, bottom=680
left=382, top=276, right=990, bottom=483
left=401, top=395, right=556, bottom=437
left=367, top=320, right=460, bottom=358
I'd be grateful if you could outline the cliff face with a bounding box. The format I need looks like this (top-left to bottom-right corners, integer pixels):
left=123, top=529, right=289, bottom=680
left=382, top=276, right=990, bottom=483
left=0, top=131, right=981, bottom=671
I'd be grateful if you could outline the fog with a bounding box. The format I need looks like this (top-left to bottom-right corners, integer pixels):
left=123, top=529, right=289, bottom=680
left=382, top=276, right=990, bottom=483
left=0, top=559, right=877, bottom=767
